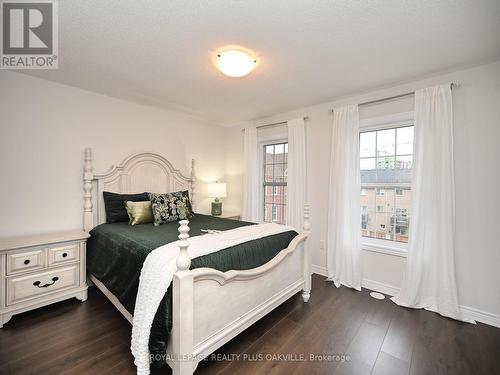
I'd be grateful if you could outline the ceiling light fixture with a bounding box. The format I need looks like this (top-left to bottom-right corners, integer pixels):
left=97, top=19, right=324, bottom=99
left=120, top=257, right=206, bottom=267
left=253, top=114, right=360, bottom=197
left=216, top=49, right=256, bottom=77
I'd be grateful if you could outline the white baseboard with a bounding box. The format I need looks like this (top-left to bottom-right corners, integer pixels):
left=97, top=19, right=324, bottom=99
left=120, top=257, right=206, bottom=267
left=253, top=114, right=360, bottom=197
left=361, top=278, right=400, bottom=297
left=459, top=305, right=500, bottom=328
left=311, top=265, right=400, bottom=296
left=311, top=264, right=500, bottom=328
left=311, top=264, right=327, bottom=277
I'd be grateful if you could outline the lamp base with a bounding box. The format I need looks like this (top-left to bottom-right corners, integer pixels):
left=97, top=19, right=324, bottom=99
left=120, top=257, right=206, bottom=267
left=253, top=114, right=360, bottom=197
left=211, top=200, right=222, bottom=216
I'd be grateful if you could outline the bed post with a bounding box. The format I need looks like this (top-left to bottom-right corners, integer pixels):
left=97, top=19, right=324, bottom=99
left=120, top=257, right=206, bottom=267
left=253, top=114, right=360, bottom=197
left=190, top=159, right=196, bottom=212
left=172, top=220, right=194, bottom=375
left=302, top=204, right=312, bottom=303
left=83, top=148, right=94, bottom=232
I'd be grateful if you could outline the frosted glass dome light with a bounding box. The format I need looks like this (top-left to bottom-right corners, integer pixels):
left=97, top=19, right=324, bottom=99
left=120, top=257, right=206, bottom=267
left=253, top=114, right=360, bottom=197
left=216, top=49, right=256, bottom=77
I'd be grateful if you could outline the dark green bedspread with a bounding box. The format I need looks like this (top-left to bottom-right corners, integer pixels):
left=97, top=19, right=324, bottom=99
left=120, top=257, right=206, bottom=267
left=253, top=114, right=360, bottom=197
left=86, top=214, right=297, bottom=367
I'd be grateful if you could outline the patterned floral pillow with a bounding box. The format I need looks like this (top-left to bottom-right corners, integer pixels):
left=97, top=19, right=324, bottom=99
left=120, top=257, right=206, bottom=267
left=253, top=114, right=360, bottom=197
left=148, top=191, right=194, bottom=226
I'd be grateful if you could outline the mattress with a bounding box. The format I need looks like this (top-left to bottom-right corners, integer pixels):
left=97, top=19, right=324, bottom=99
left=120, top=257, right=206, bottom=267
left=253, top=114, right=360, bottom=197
left=86, top=214, right=297, bottom=368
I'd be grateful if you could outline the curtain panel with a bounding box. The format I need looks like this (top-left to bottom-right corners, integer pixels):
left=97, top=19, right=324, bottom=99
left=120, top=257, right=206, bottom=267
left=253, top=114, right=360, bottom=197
left=327, top=104, right=362, bottom=290
left=242, top=127, right=260, bottom=222
left=391, top=84, right=474, bottom=323
left=286, top=118, right=307, bottom=230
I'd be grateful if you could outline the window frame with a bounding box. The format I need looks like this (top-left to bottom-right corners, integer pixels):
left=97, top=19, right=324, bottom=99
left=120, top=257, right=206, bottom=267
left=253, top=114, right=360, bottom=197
left=261, top=140, right=288, bottom=225
left=272, top=205, right=278, bottom=222
left=359, top=111, right=414, bottom=257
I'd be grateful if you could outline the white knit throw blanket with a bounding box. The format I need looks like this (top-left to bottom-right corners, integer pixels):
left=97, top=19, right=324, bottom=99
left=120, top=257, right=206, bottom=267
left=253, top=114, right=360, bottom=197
left=131, top=222, right=295, bottom=375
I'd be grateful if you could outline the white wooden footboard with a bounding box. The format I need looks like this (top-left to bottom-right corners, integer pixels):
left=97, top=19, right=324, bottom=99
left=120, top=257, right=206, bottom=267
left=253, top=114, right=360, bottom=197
left=82, top=149, right=311, bottom=375
left=169, top=205, right=311, bottom=375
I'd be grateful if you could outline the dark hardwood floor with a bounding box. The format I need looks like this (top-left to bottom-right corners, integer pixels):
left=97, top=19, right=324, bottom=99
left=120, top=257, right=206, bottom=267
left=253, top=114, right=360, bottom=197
left=1, top=274, right=499, bottom=375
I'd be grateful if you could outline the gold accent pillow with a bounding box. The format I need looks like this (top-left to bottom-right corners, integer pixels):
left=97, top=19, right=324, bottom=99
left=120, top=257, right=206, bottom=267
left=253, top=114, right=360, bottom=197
left=125, top=201, right=153, bottom=225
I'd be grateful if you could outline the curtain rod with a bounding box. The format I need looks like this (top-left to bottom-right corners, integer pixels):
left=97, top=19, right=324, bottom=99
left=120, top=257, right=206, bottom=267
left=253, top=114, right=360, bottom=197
left=330, top=82, right=457, bottom=112
left=242, top=116, right=309, bottom=131
left=256, top=116, right=309, bottom=129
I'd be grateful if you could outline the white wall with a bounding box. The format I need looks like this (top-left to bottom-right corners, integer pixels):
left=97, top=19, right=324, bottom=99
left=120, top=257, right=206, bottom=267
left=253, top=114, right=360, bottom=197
left=1, top=62, right=499, bottom=323
left=225, top=61, right=500, bottom=321
left=0, top=71, right=227, bottom=237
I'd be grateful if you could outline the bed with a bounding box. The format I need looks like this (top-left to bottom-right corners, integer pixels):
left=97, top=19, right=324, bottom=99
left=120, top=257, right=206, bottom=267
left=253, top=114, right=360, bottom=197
left=82, top=148, right=311, bottom=375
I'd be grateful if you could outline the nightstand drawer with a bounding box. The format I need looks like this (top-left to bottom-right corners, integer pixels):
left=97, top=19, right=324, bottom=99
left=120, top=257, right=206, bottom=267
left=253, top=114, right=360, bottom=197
left=7, top=265, right=80, bottom=306
left=6, top=248, right=45, bottom=275
left=0, top=230, right=89, bottom=327
left=48, top=243, right=79, bottom=266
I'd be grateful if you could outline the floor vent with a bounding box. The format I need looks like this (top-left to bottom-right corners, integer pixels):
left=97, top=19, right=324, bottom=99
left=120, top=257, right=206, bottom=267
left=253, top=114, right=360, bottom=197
left=369, top=291, right=386, bottom=300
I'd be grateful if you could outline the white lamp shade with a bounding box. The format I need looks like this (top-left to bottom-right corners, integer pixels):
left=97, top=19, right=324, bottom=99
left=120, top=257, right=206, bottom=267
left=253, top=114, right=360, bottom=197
left=216, top=50, right=256, bottom=77
left=207, top=182, right=227, bottom=198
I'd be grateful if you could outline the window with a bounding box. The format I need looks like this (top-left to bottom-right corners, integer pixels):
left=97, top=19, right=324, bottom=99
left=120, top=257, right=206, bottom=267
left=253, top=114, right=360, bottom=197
left=263, top=142, right=288, bottom=224
left=361, top=206, right=368, bottom=229
left=272, top=206, right=278, bottom=221
left=360, top=125, right=413, bottom=243
left=394, top=208, right=409, bottom=235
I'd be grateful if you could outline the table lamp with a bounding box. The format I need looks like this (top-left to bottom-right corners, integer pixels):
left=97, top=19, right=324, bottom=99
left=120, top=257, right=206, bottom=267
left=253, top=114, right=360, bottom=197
left=207, top=182, right=227, bottom=216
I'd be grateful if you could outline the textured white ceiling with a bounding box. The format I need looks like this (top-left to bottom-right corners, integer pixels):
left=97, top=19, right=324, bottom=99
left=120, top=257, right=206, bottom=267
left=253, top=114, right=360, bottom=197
left=24, top=0, right=500, bottom=125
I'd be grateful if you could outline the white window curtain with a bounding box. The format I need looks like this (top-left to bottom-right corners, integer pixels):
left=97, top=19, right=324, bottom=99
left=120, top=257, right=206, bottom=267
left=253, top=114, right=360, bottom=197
left=242, top=127, right=260, bottom=222
left=391, top=84, right=474, bottom=323
left=327, top=104, right=362, bottom=290
left=286, top=118, right=307, bottom=230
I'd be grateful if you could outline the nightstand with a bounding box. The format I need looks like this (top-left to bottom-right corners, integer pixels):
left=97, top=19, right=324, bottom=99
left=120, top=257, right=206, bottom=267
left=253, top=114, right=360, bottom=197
left=214, top=212, right=241, bottom=220
left=0, top=230, right=89, bottom=328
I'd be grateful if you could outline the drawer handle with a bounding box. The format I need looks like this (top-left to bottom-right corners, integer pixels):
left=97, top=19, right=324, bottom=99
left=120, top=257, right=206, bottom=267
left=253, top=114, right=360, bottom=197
left=24, top=259, right=30, bottom=265
left=62, top=252, right=68, bottom=258
left=33, top=277, right=59, bottom=288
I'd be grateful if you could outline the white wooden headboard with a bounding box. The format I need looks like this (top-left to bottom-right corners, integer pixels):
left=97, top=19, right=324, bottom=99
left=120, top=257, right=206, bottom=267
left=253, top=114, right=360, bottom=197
left=83, top=148, right=196, bottom=231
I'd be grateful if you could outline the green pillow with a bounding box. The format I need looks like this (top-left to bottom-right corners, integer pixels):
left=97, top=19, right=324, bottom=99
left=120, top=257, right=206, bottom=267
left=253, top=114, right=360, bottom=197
left=148, top=191, right=194, bottom=226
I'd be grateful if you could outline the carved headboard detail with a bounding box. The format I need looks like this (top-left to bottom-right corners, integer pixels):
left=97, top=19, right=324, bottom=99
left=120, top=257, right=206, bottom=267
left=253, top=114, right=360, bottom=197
left=83, top=148, right=195, bottom=231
